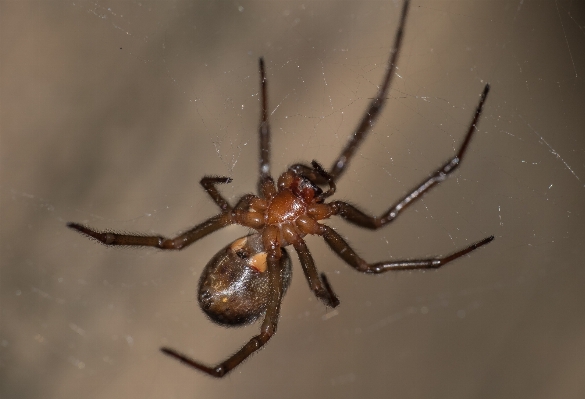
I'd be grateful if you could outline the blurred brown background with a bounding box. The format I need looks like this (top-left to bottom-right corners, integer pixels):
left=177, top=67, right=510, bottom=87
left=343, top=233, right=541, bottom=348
left=1, top=0, right=585, bottom=398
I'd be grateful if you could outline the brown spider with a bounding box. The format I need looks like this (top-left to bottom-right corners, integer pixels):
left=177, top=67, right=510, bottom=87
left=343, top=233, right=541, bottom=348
left=68, top=0, right=493, bottom=378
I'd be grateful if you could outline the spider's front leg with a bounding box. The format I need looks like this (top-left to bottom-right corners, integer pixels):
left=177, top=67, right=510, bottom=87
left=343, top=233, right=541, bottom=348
left=161, top=247, right=286, bottom=377
left=290, top=0, right=409, bottom=185
left=330, top=84, right=491, bottom=230
left=327, top=0, right=410, bottom=182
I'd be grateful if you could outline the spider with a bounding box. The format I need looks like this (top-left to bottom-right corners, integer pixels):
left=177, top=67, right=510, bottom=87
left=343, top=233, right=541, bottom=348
left=68, top=0, right=493, bottom=378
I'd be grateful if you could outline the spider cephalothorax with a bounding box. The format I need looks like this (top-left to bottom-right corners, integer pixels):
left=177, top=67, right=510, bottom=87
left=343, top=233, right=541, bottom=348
left=68, top=0, right=493, bottom=378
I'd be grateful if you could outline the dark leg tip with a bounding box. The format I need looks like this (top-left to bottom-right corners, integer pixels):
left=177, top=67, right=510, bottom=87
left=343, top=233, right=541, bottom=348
left=320, top=272, right=341, bottom=308
left=67, top=222, right=82, bottom=231
left=160, top=347, right=184, bottom=362
left=475, top=235, right=495, bottom=248
left=160, top=347, right=173, bottom=356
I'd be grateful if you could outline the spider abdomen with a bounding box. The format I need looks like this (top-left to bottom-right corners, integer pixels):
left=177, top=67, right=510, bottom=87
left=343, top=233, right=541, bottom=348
left=198, top=235, right=292, bottom=326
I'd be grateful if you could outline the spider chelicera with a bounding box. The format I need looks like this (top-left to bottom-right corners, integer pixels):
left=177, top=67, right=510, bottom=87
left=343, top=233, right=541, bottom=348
left=68, top=0, right=493, bottom=378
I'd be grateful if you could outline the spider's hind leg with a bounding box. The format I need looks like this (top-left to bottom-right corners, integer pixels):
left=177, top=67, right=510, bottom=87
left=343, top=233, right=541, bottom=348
left=67, top=213, right=232, bottom=250
left=161, top=248, right=286, bottom=377
left=293, top=238, right=340, bottom=308
left=319, top=224, right=493, bottom=274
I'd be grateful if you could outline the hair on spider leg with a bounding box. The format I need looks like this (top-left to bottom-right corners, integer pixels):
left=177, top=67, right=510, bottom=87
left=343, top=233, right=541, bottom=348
left=67, top=0, right=493, bottom=378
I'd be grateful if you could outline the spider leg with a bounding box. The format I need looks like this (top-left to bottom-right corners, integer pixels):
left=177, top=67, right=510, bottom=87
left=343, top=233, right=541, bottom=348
left=160, top=250, right=285, bottom=378
left=328, top=0, right=410, bottom=182
left=67, top=213, right=232, bottom=250
left=200, top=177, right=233, bottom=211
left=319, top=225, right=493, bottom=274
left=255, top=58, right=279, bottom=200
left=233, top=194, right=256, bottom=210
left=293, top=238, right=340, bottom=308
left=330, top=84, right=490, bottom=230
left=258, top=57, right=272, bottom=188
